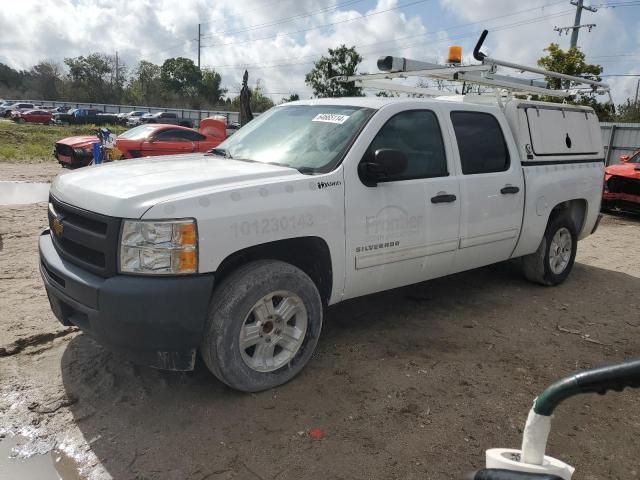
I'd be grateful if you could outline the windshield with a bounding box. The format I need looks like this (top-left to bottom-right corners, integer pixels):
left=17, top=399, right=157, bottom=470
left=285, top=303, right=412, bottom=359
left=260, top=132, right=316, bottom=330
left=214, top=104, right=375, bottom=173
left=630, top=152, right=640, bottom=164
left=118, top=124, right=158, bottom=140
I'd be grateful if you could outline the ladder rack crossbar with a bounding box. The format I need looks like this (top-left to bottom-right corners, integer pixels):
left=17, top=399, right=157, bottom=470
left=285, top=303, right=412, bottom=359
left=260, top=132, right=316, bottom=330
left=331, top=30, right=611, bottom=99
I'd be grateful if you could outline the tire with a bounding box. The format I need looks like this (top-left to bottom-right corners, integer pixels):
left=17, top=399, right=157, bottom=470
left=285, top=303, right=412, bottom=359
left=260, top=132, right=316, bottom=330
left=522, top=213, right=578, bottom=286
left=201, top=260, right=323, bottom=392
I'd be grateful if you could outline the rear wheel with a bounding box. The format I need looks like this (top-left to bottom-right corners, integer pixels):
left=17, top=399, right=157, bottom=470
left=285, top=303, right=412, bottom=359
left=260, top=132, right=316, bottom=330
left=522, top=213, right=578, bottom=286
left=201, top=260, right=323, bottom=392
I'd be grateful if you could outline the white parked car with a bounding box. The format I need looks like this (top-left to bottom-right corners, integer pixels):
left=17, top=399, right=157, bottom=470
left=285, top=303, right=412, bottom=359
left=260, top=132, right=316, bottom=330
left=40, top=94, right=604, bottom=392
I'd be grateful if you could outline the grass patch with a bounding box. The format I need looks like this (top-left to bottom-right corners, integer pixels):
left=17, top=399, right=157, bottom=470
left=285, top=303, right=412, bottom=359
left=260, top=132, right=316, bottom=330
left=0, top=119, right=127, bottom=163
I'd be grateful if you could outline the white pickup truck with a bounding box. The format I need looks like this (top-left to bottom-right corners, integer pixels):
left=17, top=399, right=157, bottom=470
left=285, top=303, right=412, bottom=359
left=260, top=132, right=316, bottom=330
left=40, top=95, right=604, bottom=392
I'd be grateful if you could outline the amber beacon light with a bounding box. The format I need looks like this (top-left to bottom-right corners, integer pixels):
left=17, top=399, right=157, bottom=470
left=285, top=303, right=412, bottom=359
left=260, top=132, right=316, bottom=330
left=447, top=45, right=462, bottom=64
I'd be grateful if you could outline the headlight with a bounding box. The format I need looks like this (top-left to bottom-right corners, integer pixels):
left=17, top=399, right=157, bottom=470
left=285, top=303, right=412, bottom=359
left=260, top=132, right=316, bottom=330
left=119, top=219, right=198, bottom=275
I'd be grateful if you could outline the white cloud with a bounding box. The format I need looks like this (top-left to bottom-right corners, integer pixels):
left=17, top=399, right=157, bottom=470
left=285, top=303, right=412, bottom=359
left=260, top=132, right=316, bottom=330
left=0, top=0, right=637, bottom=103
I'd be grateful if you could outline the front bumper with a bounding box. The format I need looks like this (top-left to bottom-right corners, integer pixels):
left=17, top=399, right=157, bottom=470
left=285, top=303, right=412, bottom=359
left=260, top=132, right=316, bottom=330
left=602, top=192, right=640, bottom=214
left=39, top=231, right=214, bottom=370
left=53, top=146, right=93, bottom=166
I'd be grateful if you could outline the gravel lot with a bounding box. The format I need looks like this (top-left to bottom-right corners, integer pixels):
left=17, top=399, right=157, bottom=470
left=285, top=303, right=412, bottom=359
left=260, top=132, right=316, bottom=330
left=1, top=162, right=639, bottom=480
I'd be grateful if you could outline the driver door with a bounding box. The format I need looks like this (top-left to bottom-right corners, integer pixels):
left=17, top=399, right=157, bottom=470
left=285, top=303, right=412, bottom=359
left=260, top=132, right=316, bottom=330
left=343, top=105, right=461, bottom=300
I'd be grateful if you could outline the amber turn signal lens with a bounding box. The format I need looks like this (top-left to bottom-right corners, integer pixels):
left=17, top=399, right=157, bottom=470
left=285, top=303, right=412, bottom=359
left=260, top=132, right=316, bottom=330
left=447, top=45, right=462, bottom=64
left=177, top=222, right=197, bottom=247
left=177, top=250, right=197, bottom=273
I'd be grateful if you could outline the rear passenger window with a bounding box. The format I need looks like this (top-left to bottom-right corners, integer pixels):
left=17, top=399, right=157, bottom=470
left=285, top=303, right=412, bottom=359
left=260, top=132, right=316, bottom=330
left=451, top=111, right=509, bottom=175
left=366, top=110, right=448, bottom=181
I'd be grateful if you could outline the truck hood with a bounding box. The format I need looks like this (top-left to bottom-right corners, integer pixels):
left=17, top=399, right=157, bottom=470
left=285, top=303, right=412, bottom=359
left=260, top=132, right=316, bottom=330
left=56, top=135, right=97, bottom=149
left=50, top=154, right=300, bottom=218
left=605, top=163, right=640, bottom=180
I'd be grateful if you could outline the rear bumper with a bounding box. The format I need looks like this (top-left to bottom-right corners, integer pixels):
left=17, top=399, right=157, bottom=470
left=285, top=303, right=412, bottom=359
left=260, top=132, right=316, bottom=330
left=39, top=231, right=214, bottom=370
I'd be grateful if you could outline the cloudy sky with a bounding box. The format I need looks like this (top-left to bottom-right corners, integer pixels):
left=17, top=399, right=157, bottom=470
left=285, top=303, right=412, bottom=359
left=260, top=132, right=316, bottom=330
left=1, top=0, right=639, bottom=103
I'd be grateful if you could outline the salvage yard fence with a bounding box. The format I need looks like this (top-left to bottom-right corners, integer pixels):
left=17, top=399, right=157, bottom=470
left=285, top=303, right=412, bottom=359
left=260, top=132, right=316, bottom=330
left=7, top=99, right=240, bottom=126
left=601, top=122, right=640, bottom=165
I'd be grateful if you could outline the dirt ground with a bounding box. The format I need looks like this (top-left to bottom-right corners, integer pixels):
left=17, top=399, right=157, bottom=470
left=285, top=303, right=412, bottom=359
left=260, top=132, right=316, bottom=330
left=1, top=161, right=639, bottom=480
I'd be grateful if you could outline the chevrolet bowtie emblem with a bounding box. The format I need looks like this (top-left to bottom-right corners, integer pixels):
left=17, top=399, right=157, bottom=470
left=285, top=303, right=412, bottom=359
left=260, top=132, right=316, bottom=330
left=52, top=217, right=64, bottom=236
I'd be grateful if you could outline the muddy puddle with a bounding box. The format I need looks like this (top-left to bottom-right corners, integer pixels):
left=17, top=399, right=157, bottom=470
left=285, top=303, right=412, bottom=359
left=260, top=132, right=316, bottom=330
left=0, top=433, right=81, bottom=480
left=0, top=181, right=50, bottom=205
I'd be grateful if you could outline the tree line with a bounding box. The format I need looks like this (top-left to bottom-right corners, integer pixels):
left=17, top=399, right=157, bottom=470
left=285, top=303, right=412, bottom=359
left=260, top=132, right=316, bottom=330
left=0, top=55, right=277, bottom=112
left=2, top=44, right=639, bottom=121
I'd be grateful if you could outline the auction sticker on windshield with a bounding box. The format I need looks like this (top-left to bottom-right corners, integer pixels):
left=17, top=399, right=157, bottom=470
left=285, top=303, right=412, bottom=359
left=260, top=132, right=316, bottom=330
left=312, top=113, right=350, bottom=124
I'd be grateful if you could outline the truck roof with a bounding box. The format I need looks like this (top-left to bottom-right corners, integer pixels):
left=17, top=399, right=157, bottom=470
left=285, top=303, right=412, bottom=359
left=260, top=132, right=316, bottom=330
left=285, top=97, right=438, bottom=110
left=285, top=96, right=595, bottom=114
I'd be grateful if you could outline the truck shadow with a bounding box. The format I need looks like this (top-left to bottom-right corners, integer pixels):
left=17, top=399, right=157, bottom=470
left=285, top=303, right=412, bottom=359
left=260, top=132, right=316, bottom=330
left=60, top=261, right=640, bottom=480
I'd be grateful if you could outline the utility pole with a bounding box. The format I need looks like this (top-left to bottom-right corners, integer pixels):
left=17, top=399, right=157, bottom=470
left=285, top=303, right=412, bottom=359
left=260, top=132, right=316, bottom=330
left=115, top=51, right=119, bottom=85
left=197, top=24, right=202, bottom=70
left=554, top=0, right=598, bottom=49
left=570, top=0, right=597, bottom=48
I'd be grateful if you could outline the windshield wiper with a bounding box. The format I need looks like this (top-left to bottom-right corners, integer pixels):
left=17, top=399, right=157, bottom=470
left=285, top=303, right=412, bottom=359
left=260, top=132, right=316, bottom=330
left=293, top=166, right=317, bottom=175
left=206, top=147, right=233, bottom=159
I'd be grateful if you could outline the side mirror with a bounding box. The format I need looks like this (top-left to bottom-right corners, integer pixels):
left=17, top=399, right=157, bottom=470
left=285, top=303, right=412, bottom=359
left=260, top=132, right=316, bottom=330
left=358, top=149, right=408, bottom=187
left=619, top=155, right=630, bottom=163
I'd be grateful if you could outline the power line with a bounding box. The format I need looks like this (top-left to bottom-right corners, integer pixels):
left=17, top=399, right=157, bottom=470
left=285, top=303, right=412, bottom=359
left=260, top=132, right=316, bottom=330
left=201, top=0, right=366, bottom=38
left=198, top=0, right=292, bottom=26
left=201, top=1, right=569, bottom=70
left=201, top=0, right=433, bottom=48
left=208, top=9, right=579, bottom=98
left=203, top=8, right=574, bottom=72
left=592, top=0, right=640, bottom=6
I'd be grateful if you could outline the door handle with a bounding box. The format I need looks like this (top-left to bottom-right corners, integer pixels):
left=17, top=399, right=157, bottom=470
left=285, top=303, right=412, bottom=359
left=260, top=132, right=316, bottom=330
left=430, top=193, right=457, bottom=204
left=500, top=185, right=520, bottom=194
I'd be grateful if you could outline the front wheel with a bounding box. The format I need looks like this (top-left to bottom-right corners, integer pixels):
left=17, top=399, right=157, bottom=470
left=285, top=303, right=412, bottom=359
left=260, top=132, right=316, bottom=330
left=201, top=260, right=323, bottom=392
left=522, top=213, right=578, bottom=286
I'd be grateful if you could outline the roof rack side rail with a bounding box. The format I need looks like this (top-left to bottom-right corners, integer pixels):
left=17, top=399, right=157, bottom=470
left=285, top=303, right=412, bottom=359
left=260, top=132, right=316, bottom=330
left=474, top=29, right=609, bottom=90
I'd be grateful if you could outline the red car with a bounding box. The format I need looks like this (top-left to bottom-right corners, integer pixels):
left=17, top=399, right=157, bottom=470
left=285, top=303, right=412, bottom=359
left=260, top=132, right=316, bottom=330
left=603, top=150, right=640, bottom=214
left=11, top=109, right=53, bottom=124
left=54, top=117, right=227, bottom=167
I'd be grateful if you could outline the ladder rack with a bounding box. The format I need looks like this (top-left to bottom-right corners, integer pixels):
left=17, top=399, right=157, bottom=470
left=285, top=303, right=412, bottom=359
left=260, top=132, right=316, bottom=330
left=333, top=29, right=612, bottom=102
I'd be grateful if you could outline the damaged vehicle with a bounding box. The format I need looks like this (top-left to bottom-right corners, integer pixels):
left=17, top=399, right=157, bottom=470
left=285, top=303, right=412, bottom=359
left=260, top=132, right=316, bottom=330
left=53, top=117, right=227, bottom=167
left=603, top=150, right=640, bottom=214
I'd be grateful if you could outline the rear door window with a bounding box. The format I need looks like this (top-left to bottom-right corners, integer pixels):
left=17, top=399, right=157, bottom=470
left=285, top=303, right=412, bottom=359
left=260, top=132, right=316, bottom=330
left=451, top=111, right=510, bottom=175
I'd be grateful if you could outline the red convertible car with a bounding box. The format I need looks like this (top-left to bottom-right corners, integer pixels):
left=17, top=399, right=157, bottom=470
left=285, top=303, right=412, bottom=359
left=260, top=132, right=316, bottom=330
left=603, top=150, right=640, bottom=214
left=53, top=117, right=227, bottom=167
left=11, top=109, right=53, bottom=124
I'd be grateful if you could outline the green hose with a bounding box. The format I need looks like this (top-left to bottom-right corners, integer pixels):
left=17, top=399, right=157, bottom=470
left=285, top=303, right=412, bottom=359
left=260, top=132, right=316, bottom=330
left=534, top=359, right=640, bottom=416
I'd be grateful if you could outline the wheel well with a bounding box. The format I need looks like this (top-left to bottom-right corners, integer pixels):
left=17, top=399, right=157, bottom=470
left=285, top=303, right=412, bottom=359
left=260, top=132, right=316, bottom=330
left=215, top=237, right=333, bottom=304
left=549, top=199, right=587, bottom=234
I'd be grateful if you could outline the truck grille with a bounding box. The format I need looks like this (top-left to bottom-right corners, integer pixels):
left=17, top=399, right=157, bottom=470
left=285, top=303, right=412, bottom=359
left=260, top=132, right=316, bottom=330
left=607, top=176, right=640, bottom=197
left=48, top=195, right=121, bottom=277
